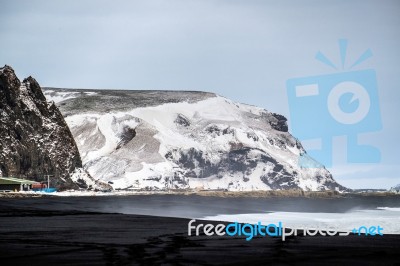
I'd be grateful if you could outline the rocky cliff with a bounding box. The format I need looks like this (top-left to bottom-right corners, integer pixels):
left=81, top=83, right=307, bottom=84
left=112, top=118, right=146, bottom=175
left=0, top=65, right=108, bottom=190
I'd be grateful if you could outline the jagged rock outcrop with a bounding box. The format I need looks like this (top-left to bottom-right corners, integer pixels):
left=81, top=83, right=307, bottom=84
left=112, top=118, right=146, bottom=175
left=0, top=65, right=109, bottom=190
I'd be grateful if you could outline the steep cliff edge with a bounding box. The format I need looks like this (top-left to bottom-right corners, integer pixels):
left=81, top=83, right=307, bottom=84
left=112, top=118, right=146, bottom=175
left=0, top=65, right=109, bottom=190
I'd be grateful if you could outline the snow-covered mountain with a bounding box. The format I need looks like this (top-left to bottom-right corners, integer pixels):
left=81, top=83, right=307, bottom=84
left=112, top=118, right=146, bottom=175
left=390, top=184, right=400, bottom=193
left=43, top=87, right=347, bottom=192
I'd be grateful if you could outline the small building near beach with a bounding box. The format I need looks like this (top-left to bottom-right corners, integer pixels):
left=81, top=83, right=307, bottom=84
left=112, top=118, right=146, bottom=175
left=0, top=177, right=39, bottom=192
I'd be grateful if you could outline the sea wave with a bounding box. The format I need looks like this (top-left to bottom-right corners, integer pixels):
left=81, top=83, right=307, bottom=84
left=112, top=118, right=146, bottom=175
left=201, top=208, right=400, bottom=234
left=377, top=207, right=400, bottom=211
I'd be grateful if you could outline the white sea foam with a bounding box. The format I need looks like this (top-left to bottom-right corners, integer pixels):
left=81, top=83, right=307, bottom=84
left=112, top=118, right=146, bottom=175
left=377, top=207, right=400, bottom=211
left=200, top=208, right=400, bottom=234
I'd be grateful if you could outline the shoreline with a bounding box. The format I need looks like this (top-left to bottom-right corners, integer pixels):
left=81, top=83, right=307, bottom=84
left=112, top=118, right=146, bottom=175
left=0, top=205, right=399, bottom=265
left=1, top=189, right=399, bottom=199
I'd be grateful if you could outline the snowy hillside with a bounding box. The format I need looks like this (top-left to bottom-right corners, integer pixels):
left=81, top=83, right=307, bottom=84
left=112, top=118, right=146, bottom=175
left=43, top=88, right=347, bottom=192
left=390, top=184, right=400, bottom=193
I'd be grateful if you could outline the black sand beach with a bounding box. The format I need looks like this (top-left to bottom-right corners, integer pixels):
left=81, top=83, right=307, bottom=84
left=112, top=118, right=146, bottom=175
left=0, top=195, right=399, bottom=265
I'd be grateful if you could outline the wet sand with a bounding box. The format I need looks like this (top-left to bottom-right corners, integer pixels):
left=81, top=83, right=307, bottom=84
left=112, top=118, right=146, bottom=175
left=0, top=201, right=399, bottom=265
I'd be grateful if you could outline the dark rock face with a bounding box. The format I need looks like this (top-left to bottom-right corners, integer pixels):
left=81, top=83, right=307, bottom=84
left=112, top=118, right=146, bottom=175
left=262, top=112, right=288, bottom=132
left=0, top=65, right=82, bottom=189
left=174, top=114, right=191, bottom=127
left=166, top=146, right=348, bottom=191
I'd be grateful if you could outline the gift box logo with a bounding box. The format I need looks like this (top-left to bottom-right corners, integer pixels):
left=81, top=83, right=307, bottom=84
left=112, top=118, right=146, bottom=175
left=286, top=40, right=382, bottom=168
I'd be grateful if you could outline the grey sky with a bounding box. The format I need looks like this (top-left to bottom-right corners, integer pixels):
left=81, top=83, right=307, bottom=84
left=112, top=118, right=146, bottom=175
left=1, top=0, right=399, bottom=188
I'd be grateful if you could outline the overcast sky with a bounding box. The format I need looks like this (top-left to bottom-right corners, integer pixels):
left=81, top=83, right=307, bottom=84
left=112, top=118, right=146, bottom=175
left=1, top=0, right=399, bottom=188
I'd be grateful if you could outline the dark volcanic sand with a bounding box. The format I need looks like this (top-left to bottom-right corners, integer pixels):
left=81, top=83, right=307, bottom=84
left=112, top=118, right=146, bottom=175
left=0, top=196, right=399, bottom=265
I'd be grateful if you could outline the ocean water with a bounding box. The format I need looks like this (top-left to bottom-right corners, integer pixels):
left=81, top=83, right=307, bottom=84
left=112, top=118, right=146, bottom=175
left=2, top=194, right=399, bottom=233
